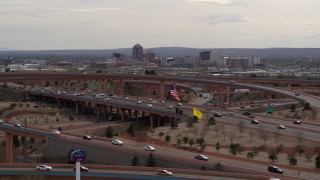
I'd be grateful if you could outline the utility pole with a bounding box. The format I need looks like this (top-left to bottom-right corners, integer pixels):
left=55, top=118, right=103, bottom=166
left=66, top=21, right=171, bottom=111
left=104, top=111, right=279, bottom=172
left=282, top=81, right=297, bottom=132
left=24, top=82, right=28, bottom=162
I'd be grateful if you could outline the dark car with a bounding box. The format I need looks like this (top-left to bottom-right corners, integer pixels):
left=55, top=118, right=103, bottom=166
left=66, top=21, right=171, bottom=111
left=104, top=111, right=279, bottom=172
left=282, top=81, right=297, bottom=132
left=108, top=116, right=116, bottom=121
left=251, top=119, right=259, bottom=124
left=73, top=166, right=89, bottom=172
left=293, top=120, right=301, bottom=125
left=249, top=115, right=255, bottom=118
left=213, top=112, right=222, bottom=117
left=242, top=112, right=251, bottom=116
left=268, top=166, right=283, bottom=174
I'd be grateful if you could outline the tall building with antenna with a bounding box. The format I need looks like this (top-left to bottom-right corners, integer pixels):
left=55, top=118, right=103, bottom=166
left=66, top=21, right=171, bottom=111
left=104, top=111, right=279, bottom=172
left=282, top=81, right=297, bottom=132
left=132, top=43, right=144, bottom=61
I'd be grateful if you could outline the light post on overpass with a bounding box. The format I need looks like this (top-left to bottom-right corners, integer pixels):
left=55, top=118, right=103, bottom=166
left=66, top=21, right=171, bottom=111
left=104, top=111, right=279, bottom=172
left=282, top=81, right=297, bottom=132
left=24, top=82, right=28, bottom=162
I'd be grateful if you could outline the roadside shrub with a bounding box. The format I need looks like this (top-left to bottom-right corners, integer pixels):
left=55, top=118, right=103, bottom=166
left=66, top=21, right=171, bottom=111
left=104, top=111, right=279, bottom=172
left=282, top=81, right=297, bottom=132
left=247, top=152, right=254, bottom=159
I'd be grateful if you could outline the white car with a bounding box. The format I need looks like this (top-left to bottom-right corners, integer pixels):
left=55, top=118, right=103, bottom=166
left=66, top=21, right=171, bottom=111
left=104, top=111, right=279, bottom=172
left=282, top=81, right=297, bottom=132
left=137, top=100, right=142, bottom=104
left=146, top=104, right=153, bottom=107
left=148, top=98, right=153, bottom=101
left=277, top=125, right=286, bottom=129
left=0, top=119, right=3, bottom=124
left=105, top=97, right=110, bottom=101
left=160, top=100, right=166, bottom=103
left=166, top=106, right=173, bottom=109
left=112, top=139, right=124, bottom=146
left=157, top=169, right=173, bottom=176
left=144, top=146, right=155, bottom=151
left=51, top=130, right=61, bottom=135
left=36, top=165, right=52, bottom=171
left=177, top=103, right=182, bottom=106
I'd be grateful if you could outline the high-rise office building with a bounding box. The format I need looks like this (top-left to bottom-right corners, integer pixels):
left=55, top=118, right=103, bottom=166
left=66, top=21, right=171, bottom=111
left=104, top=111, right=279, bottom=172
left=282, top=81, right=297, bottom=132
left=145, top=50, right=155, bottom=63
left=132, top=43, right=144, bottom=61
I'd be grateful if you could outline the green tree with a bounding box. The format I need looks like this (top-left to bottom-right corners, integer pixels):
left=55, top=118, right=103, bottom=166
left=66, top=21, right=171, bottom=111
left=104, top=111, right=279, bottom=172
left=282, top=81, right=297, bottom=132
left=127, top=123, right=136, bottom=136
left=188, top=139, right=195, bottom=147
left=315, top=155, right=320, bottom=168
left=196, top=138, right=205, bottom=145
left=176, top=139, right=182, bottom=146
left=132, top=156, right=140, bottom=166
left=158, top=132, right=164, bottom=139
left=268, top=152, right=278, bottom=162
left=67, top=149, right=74, bottom=164
left=200, top=166, right=207, bottom=170
left=20, top=136, right=26, bottom=144
left=30, top=138, right=35, bottom=144
left=105, top=126, right=114, bottom=138
left=304, top=103, right=311, bottom=110
left=247, top=152, right=254, bottom=159
left=146, top=153, right=156, bottom=167
left=289, top=157, right=297, bottom=165
left=165, top=134, right=171, bottom=142
left=216, top=142, right=221, bottom=152
left=208, top=117, right=216, bottom=126
left=13, top=135, right=20, bottom=147
left=182, top=137, right=189, bottom=144
left=290, top=104, right=296, bottom=112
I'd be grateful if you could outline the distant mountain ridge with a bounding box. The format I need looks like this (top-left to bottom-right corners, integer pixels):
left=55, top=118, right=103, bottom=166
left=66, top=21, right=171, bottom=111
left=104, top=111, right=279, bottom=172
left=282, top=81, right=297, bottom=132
left=0, top=47, right=319, bottom=60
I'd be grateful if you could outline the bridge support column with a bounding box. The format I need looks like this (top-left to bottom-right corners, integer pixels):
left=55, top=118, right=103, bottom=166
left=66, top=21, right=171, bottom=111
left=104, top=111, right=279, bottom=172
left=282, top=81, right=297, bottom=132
left=97, top=105, right=101, bottom=117
left=75, top=102, right=80, bottom=114
left=226, top=86, right=230, bottom=106
left=102, top=105, right=106, bottom=117
left=117, top=107, right=119, bottom=115
left=150, top=114, right=154, bottom=129
left=142, top=112, right=145, bottom=117
left=120, top=109, right=125, bottom=121
left=128, top=109, right=132, bottom=118
left=157, top=116, right=161, bottom=127
left=160, top=80, right=164, bottom=99
left=219, top=86, right=224, bottom=108
left=109, top=106, right=113, bottom=114
left=288, top=83, right=292, bottom=90
left=98, top=80, right=103, bottom=93
left=81, top=102, right=86, bottom=114
left=6, top=133, right=13, bottom=163
left=57, top=99, right=61, bottom=107
left=63, top=99, right=67, bottom=107
left=119, top=79, right=124, bottom=96
left=267, top=93, right=272, bottom=106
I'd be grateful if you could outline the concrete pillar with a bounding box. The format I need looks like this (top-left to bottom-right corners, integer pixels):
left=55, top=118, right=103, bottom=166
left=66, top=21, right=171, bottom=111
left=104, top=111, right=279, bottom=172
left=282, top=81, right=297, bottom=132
left=6, top=133, right=13, bottom=163
left=219, top=86, right=224, bottom=108
left=157, top=116, right=161, bottom=127
left=63, top=99, right=67, bottom=107
left=75, top=102, right=79, bottom=114
left=96, top=105, right=100, bottom=117
left=150, top=114, right=154, bottom=129
left=226, top=86, right=230, bottom=105
left=120, top=108, right=125, bottom=121
left=288, top=83, right=292, bottom=90
left=119, top=79, right=124, bottom=96
left=160, top=80, right=164, bottom=99
left=128, top=109, right=132, bottom=118
left=109, top=106, right=113, bottom=114
left=81, top=102, right=86, bottom=114
left=57, top=99, right=61, bottom=107
left=117, top=107, right=120, bottom=114
left=267, top=93, right=272, bottom=106
left=102, top=105, right=106, bottom=117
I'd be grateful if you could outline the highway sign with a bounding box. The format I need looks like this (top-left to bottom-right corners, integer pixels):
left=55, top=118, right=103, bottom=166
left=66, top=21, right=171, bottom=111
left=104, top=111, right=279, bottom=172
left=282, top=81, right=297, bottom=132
left=265, top=106, right=273, bottom=113
left=70, top=150, right=86, bottom=162
left=93, top=82, right=98, bottom=88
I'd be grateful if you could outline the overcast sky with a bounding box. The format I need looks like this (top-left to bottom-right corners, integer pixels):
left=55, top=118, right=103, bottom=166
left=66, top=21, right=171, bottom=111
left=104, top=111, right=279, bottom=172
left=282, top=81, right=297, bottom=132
left=1, top=0, right=320, bottom=50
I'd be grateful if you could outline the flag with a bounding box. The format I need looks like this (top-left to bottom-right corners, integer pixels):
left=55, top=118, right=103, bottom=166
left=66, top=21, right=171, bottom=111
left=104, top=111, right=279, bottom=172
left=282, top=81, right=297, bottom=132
left=170, top=85, right=181, bottom=101
left=193, top=108, right=203, bottom=120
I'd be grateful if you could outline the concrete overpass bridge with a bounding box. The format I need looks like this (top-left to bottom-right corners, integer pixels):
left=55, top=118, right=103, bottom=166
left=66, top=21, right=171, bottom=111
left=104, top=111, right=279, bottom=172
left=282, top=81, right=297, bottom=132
left=0, top=72, right=319, bottom=108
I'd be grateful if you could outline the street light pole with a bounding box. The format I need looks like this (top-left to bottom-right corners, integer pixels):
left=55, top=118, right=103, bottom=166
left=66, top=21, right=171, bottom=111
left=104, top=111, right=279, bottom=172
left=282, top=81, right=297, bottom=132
left=24, top=82, right=28, bottom=162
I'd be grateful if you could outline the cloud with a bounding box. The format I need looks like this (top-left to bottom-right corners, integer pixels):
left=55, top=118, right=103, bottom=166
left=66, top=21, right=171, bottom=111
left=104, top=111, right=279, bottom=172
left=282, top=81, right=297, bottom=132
left=304, top=21, right=320, bottom=26
left=208, top=14, right=250, bottom=24
left=187, top=0, right=233, bottom=4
